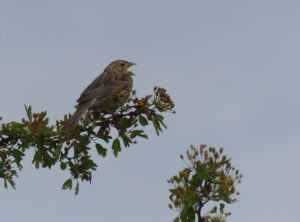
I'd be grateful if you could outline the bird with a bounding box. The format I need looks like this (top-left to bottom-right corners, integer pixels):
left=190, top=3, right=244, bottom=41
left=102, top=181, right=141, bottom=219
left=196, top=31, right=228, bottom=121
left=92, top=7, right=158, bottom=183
left=63, top=60, right=136, bottom=130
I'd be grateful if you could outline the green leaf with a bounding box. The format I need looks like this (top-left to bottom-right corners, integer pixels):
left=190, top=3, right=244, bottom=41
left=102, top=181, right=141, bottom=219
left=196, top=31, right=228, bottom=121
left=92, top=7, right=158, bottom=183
left=180, top=205, right=195, bottom=222
left=138, top=134, right=148, bottom=139
left=11, top=149, right=24, bottom=168
left=173, top=217, right=180, bottom=222
left=96, top=144, right=107, bottom=157
left=155, top=114, right=167, bottom=129
left=7, top=178, right=16, bottom=189
left=112, top=138, right=121, bottom=157
left=120, top=133, right=131, bottom=147
left=78, top=156, right=97, bottom=171
left=32, top=150, right=43, bottom=169
left=74, top=180, right=79, bottom=195
left=139, top=115, right=148, bottom=126
left=24, top=105, right=32, bottom=121
left=130, top=130, right=148, bottom=139
left=117, top=116, right=136, bottom=129
left=152, top=119, right=162, bottom=135
left=62, top=178, right=72, bottom=190
left=195, top=167, right=210, bottom=181
left=60, top=162, right=67, bottom=170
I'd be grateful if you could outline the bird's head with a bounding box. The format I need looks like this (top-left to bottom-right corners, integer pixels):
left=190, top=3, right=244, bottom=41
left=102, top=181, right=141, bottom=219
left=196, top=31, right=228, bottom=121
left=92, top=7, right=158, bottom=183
left=105, top=60, right=136, bottom=76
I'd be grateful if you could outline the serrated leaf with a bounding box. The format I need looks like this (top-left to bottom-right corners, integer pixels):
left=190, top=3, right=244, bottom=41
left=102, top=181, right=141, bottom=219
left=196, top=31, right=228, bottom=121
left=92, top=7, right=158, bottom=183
left=120, top=134, right=131, bottom=147
left=78, top=156, right=97, bottom=171
left=11, top=149, right=24, bottom=164
left=139, top=115, right=148, bottom=126
left=96, top=143, right=107, bottom=157
left=112, top=138, right=121, bottom=157
left=62, top=178, right=72, bottom=190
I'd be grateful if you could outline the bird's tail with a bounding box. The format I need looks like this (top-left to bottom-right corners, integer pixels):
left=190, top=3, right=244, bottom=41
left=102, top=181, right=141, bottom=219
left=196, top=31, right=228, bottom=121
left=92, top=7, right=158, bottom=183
left=62, top=103, right=90, bottom=131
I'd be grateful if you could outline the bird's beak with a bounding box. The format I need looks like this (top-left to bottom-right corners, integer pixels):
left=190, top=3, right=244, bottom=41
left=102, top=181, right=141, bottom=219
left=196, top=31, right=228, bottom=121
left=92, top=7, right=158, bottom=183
left=128, top=62, right=136, bottom=76
left=129, top=62, right=136, bottom=67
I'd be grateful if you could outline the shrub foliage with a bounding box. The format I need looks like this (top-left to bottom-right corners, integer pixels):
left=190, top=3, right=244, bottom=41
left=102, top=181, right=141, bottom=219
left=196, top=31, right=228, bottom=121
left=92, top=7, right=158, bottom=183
left=0, top=87, right=174, bottom=194
left=168, top=145, right=242, bottom=222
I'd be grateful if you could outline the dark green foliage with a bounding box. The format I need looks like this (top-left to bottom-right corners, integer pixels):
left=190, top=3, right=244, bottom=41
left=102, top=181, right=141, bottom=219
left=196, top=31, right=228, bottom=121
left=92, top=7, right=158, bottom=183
left=180, top=204, right=196, bottom=222
left=112, top=138, right=121, bottom=157
left=0, top=87, right=174, bottom=194
left=168, top=145, right=242, bottom=222
left=95, top=143, right=107, bottom=157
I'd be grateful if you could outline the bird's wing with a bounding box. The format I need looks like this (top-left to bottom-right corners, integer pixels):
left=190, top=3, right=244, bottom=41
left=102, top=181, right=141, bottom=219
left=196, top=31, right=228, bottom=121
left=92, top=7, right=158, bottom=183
left=77, top=75, right=103, bottom=101
left=77, top=71, right=130, bottom=104
left=77, top=86, right=111, bottom=104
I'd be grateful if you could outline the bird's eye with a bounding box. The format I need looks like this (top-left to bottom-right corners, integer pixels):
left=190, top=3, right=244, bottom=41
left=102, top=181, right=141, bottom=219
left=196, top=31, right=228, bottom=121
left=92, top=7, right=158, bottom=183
left=120, top=63, right=125, bottom=67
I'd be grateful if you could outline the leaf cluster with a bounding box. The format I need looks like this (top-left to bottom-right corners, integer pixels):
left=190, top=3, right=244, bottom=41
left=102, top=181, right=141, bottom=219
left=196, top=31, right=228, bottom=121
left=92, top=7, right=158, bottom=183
left=168, top=145, right=242, bottom=222
left=0, top=87, right=174, bottom=194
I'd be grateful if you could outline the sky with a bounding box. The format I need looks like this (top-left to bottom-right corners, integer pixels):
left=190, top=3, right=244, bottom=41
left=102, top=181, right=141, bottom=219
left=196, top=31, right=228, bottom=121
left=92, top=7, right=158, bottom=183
left=1, top=0, right=300, bottom=221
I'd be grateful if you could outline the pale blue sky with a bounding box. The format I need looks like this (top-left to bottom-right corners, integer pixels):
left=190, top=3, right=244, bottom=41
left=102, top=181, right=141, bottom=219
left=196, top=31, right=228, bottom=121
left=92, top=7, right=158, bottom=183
left=1, top=1, right=300, bottom=221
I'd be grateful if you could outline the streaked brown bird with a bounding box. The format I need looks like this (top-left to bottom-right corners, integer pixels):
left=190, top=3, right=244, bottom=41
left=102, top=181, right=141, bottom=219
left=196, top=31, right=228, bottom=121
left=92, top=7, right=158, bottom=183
left=63, top=60, right=136, bottom=130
